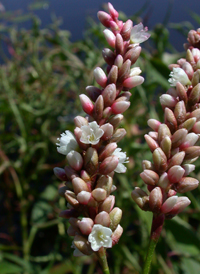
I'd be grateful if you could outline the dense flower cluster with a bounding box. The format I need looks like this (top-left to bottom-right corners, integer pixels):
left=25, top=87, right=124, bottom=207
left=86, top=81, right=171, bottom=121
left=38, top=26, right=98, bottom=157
left=54, top=2, right=150, bottom=255
left=132, top=29, right=200, bottom=220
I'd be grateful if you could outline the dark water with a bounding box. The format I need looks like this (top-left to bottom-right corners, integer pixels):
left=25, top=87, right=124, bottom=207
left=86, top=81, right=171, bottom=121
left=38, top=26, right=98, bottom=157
left=1, top=0, right=200, bottom=50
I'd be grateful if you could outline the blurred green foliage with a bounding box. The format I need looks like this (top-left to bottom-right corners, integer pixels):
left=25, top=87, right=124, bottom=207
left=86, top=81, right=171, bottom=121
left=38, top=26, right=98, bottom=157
left=0, top=2, right=200, bottom=274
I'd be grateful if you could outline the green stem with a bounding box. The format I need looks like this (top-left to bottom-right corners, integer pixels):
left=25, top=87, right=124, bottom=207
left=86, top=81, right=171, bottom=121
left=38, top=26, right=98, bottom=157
left=97, top=247, right=110, bottom=274
left=143, top=214, right=165, bottom=274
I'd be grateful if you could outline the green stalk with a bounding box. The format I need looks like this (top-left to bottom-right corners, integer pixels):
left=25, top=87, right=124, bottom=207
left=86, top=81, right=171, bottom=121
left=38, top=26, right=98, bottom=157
left=97, top=247, right=110, bottom=274
left=143, top=214, right=165, bottom=274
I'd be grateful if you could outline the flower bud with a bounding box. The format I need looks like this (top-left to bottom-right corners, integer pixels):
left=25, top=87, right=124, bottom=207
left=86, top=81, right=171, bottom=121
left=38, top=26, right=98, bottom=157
left=97, top=11, right=112, bottom=27
left=179, top=117, right=196, bottom=132
left=84, top=147, right=98, bottom=175
left=176, top=82, right=187, bottom=103
left=108, top=2, right=119, bottom=19
left=192, top=121, right=200, bottom=134
left=182, top=164, right=195, bottom=176
left=161, top=196, right=178, bottom=214
left=65, top=190, right=79, bottom=207
left=118, top=59, right=131, bottom=82
left=92, top=188, right=107, bottom=202
left=186, top=49, right=194, bottom=63
left=95, top=211, right=110, bottom=227
left=174, top=100, right=186, bottom=124
left=67, top=151, right=83, bottom=171
left=157, top=172, right=170, bottom=189
left=96, top=175, right=113, bottom=195
left=99, top=155, right=119, bottom=175
left=158, top=124, right=171, bottom=143
left=171, top=128, right=188, bottom=148
left=72, top=177, right=89, bottom=195
left=74, top=234, right=93, bottom=255
left=99, top=143, right=117, bottom=161
left=182, top=61, right=194, bottom=80
left=111, top=100, right=130, bottom=114
left=74, top=127, right=89, bottom=150
left=53, top=167, right=68, bottom=181
left=180, top=133, right=199, bottom=150
left=110, top=128, right=126, bottom=142
left=149, top=187, right=163, bottom=213
left=74, top=116, right=88, bottom=128
left=184, top=146, right=200, bottom=160
left=168, top=151, right=185, bottom=169
left=86, top=86, right=102, bottom=102
left=192, top=69, right=200, bottom=87
left=114, top=54, right=123, bottom=68
left=108, top=114, right=123, bottom=128
left=78, top=218, right=94, bottom=235
left=94, top=95, right=104, bottom=120
left=167, top=197, right=191, bottom=216
left=102, top=48, right=116, bottom=66
left=77, top=191, right=92, bottom=205
left=142, top=160, right=154, bottom=170
left=144, top=134, right=159, bottom=152
left=103, top=29, right=116, bottom=48
left=160, top=94, right=177, bottom=108
left=123, top=46, right=141, bottom=64
left=188, top=83, right=200, bottom=105
left=109, top=207, right=122, bottom=231
left=121, top=19, right=133, bottom=40
left=102, top=107, right=112, bottom=120
left=140, top=170, right=159, bottom=185
left=168, top=165, right=185, bottom=183
left=174, top=177, right=199, bottom=193
left=164, top=108, right=177, bottom=132
left=153, top=148, right=167, bottom=172
left=79, top=94, right=94, bottom=115
left=123, top=75, right=144, bottom=89
left=93, top=67, right=107, bottom=88
left=102, top=84, right=116, bottom=107
left=190, top=108, right=200, bottom=121
left=160, top=136, right=171, bottom=159
left=99, top=195, right=115, bottom=213
left=115, top=33, right=124, bottom=55
left=131, top=187, right=149, bottom=211
left=147, top=119, right=161, bottom=131
left=112, top=224, right=123, bottom=245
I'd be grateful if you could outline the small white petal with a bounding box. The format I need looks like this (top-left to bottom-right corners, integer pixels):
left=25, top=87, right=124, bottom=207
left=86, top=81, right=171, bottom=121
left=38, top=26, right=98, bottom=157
left=112, top=148, right=129, bottom=173
left=88, top=224, right=112, bottom=251
left=130, top=23, right=151, bottom=44
left=80, top=121, right=104, bottom=145
left=56, top=130, right=78, bottom=155
left=168, top=67, right=190, bottom=87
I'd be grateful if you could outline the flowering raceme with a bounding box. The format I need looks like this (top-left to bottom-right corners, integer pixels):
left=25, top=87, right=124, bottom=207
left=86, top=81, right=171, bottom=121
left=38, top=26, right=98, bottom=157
left=53, top=1, right=150, bottom=263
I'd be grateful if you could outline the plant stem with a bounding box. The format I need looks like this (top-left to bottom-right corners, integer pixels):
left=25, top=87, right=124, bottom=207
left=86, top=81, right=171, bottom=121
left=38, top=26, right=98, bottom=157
left=97, top=247, right=110, bottom=274
left=143, top=214, right=165, bottom=274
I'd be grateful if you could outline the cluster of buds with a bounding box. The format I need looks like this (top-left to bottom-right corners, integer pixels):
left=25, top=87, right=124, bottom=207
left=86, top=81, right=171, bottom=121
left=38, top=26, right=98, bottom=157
left=54, top=3, right=150, bottom=256
left=132, top=29, right=200, bottom=220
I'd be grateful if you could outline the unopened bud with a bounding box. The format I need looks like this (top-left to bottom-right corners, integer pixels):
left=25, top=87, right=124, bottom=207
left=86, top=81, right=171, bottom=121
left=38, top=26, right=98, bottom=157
left=160, top=136, right=171, bottom=159
left=67, top=151, right=83, bottom=171
left=184, top=146, right=200, bottom=160
left=157, top=172, right=170, bottom=189
left=168, top=165, right=185, bottom=183
left=158, top=124, right=171, bottom=143
left=123, top=75, right=144, bottom=89
left=179, top=117, right=196, bottom=132
left=182, top=164, right=195, bottom=176
left=92, top=188, right=107, bottom=202
left=77, top=191, right=92, bottom=205
left=118, top=59, right=131, bottom=82
left=115, top=33, right=124, bottom=55
left=153, top=148, right=167, bottom=172
left=99, top=143, right=117, bottom=161
left=96, top=175, right=113, bottom=195
left=95, top=211, right=110, bottom=227
left=102, top=48, right=116, bottom=66
left=167, top=196, right=191, bottom=216
left=131, top=187, right=149, bottom=210
left=54, top=167, right=68, bottom=181
left=108, top=114, right=123, bottom=128
left=110, top=128, right=126, bottom=142
left=160, top=94, right=177, bottom=108
left=174, top=177, right=199, bottom=193
left=192, top=69, right=200, bottom=87
left=124, top=46, right=141, bottom=65
left=74, top=116, right=88, bottom=128
left=93, top=67, right=107, bottom=88
left=147, top=119, right=161, bottom=132
left=114, top=54, right=123, bottom=68
left=108, top=2, right=119, bottom=19
left=72, top=177, right=89, bottom=195
left=109, top=207, right=122, bottom=231
left=164, top=107, right=177, bottom=133
left=171, top=128, right=188, bottom=148
left=94, top=95, right=104, bottom=120
left=79, top=94, right=94, bottom=115
left=97, top=11, right=112, bottom=28
left=161, top=196, right=178, bottom=214
left=102, top=84, right=116, bottom=107
left=99, top=195, right=115, bottom=213
left=74, top=234, right=93, bottom=255
left=149, top=187, right=163, bottom=213
left=65, top=190, right=79, bottom=207
left=99, top=155, right=119, bottom=175
left=142, top=160, right=154, bottom=170
left=120, top=19, right=133, bottom=40
left=78, top=218, right=94, bottom=235
left=140, top=170, right=159, bottom=185
left=111, top=100, right=130, bottom=114
left=144, top=134, right=159, bottom=152
left=180, top=133, right=199, bottom=150
left=103, top=29, right=116, bottom=48
left=112, top=224, right=123, bottom=245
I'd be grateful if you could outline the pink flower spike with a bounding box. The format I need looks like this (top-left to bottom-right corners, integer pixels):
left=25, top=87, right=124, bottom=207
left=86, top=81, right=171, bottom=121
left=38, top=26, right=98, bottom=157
left=123, top=75, right=144, bottom=89
left=93, top=67, right=107, bottom=88
left=79, top=94, right=94, bottom=115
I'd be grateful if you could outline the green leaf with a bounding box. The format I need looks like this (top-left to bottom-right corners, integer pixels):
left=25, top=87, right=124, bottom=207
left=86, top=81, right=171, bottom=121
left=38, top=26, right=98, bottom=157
left=0, top=261, right=23, bottom=274
left=181, top=258, right=200, bottom=274
left=31, top=201, right=53, bottom=224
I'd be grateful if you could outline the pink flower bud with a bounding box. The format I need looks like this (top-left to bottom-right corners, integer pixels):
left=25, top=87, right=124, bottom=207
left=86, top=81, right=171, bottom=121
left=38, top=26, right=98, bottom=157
left=120, top=19, right=133, bottom=41
left=131, top=187, right=149, bottom=211
left=123, top=75, right=144, bottom=89
left=158, top=124, right=171, bottom=143
left=74, top=234, right=93, bottom=255
left=147, top=119, right=161, bottom=131
left=114, top=54, right=123, bottom=68
left=77, top=191, right=92, bottom=205
left=67, top=151, right=83, bottom=171
left=96, top=175, right=113, bottom=195
left=108, top=2, right=119, bottom=20
left=80, top=170, right=91, bottom=182
left=161, top=196, right=178, bottom=214
left=53, top=167, right=68, bottom=181
left=99, top=195, right=115, bottom=213
left=74, top=127, right=89, bottom=150
left=168, top=151, right=185, bottom=169
left=110, top=128, right=126, bottom=142
left=153, top=148, right=168, bottom=172
left=157, top=172, right=170, bottom=189
left=118, top=59, right=131, bottom=82
left=160, top=94, right=178, bottom=108
left=112, top=225, right=123, bottom=245
left=168, top=165, right=185, bottom=183
left=124, top=46, right=141, bottom=65
left=84, top=147, right=98, bottom=175
left=95, top=211, right=110, bottom=227
left=97, top=11, right=112, bottom=27
left=111, top=100, right=130, bottom=114
left=78, top=218, right=94, bottom=235
left=86, top=86, right=102, bottom=102
left=100, top=123, right=114, bottom=140
left=182, top=164, right=195, bottom=176
left=102, top=107, right=112, bottom=120
left=174, top=177, right=199, bottom=193
left=171, top=128, right=188, bottom=148
left=108, top=114, right=123, bottom=128
left=103, top=29, right=116, bottom=48
left=174, top=100, right=186, bottom=124
left=115, top=33, right=124, bottom=55
left=94, top=95, right=104, bottom=120
left=109, top=207, right=122, bottom=231
left=184, top=146, right=200, bottom=160
left=102, top=83, right=116, bottom=107
left=79, top=94, right=94, bottom=115
left=149, top=187, right=163, bottom=213
left=164, top=107, right=177, bottom=132
left=74, top=116, right=88, bottom=128
left=180, top=133, right=199, bottom=149
left=99, top=155, right=119, bottom=175
left=93, top=67, right=107, bottom=87
left=192, top=121, right=200, bottom=133
left=140, top=170, right=159, bottom=185
left=65, top=190, right=79, bottom=207
left=160, top=136, right=171, bottom=159
left=179, top=117, right=196, bottom=132
left=102, top=48, right=116, bottom=66
left=144, top=134, right=159, bottom=152
left=107, top=65, right=118, bottom=85
left=99, top=142, right=117, bottom=161
left=72, top=177, right=89, bottom=195
left=92, top=188, right=107, bottom=202
left=188, top=83, right=200, bottom=105
left=168, top=197, right=191, bottom=215
left=182, top=61, right=194, bottom=80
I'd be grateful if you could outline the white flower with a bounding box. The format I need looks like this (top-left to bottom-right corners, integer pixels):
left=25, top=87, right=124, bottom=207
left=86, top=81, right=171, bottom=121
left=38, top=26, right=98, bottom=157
left=129, top=67, right=142, bottom=77
left=88, top=224, right=112, bottom=251
left=112, top=148, right=129, bottom=173
left=80, top=121, right=104, bottom=145
left=71, top=241, right=85, bottom=257
left=56, top=130, right=78, bottom=155
left=130, top=23, right=151, bottom=44
left=168, top=67, right=190, bottom=87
